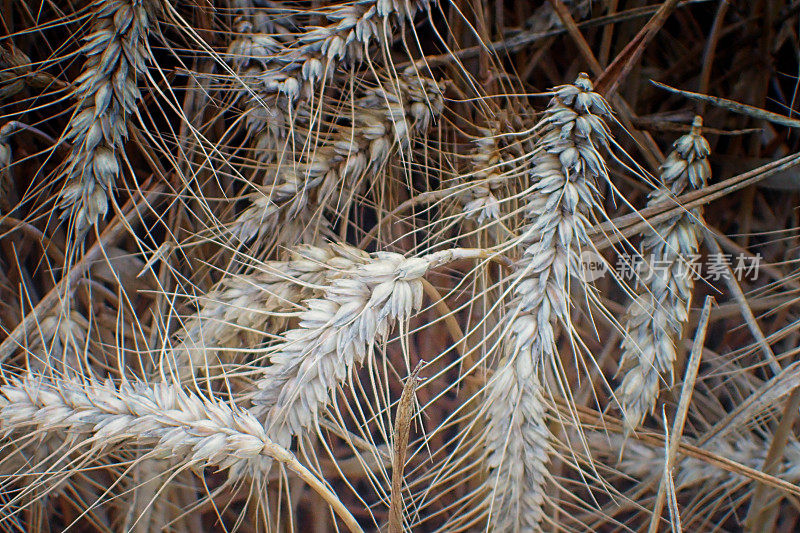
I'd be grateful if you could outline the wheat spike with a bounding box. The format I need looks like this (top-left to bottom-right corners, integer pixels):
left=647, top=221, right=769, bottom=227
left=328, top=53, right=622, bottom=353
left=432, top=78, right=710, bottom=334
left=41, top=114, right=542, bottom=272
left=617, top=116, right=710, bottom=431
left=484, top=74, right=614, bottom=531
left=0, top=372, right=365, bottom=531
left=58, top=0, right=153, bottom=235
left=251, top=248, right=486, bottom=447
left=170, top=243, right=369, bottom=378
left=232, top=72, right=444, bottom=244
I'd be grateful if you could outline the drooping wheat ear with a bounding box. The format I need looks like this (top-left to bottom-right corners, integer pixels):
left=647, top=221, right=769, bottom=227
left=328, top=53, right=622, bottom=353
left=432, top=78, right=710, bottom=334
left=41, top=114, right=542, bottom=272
left=0, top=372, right=364, bottom=532
left=170, top=243, right=369, bottom=377
left=232, top=0, right=433, bottom=165
left=457, top=118, right=536, bottom=242
left=228, top=15, right=296, bottom=167
left=484, top=74, right=614, bottom=531
left=232, top=72, right=444, bottom=244
left=58, top=0, right=152, bottom=234
left=251, top=247, right=486, bottom=447
left=616, top=116, right=710, bottom=432
left=0, top=373, right=274, bottom=479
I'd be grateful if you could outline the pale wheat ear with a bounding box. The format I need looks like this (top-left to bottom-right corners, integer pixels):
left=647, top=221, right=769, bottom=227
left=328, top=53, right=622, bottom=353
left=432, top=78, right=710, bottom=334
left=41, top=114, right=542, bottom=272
left=250, top=247, right=487, bottom=446
left=616, top=116, right=710, bottom=432
left=0, top=372, right=364, bottom=532
left=482, top=73, right=616, bottom=531
left=230, top=71, right=444, bottom=248
left=166, top=243, right=370, bottom=381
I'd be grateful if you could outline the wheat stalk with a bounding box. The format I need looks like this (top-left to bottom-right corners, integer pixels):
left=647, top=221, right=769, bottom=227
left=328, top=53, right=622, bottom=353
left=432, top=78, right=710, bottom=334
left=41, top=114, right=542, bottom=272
left=58, top=0, right=153, bottom=235
left=483, top=74, right=614, bottom=531
left=616, top=116, right=710, bottom=431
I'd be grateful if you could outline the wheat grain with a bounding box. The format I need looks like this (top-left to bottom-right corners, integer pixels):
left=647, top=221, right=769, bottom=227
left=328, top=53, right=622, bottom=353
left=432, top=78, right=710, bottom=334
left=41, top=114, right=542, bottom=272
left=58, top=0, right=153, bottom=234
left=617, top=116, right=710, bottom=431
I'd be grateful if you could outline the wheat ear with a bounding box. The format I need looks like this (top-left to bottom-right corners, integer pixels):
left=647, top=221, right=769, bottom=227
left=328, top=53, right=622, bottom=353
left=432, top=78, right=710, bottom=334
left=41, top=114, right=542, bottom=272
left=58, top=0, right=153, bottom=234
left=233, top=0, right=433, bottom=165
left=591, top=430, right=800, bottom=490
left=617, top=116, right=710, bottom=431
left=460, top=131, right=512, bottom=224
left=252, top=0, right=432, bottom=100
left=0, top=372, right=365, bottom=533
left=251, top=247, right=487, bottom=447
left=170, top=243, right=369, bottom=378
left=233, top=72, right=444, bottom=243
left=484, top=74, right=614, bottom=531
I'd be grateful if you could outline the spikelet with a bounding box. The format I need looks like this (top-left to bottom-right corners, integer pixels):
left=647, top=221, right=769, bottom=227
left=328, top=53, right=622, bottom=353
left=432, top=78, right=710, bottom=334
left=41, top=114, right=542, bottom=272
left=616, top=116, right=710, bottom=432
left=58, top=0, right=153, bottom=234
left=483, top=74, right=614, bottom=531
left=0, top=44, right=52, bottom=100
left=226, top=18, right=283, bottom=70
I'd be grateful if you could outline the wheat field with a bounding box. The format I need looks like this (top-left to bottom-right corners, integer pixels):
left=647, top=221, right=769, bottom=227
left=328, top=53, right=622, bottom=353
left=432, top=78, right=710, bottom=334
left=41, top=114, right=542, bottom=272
left=1, top=0, right=800, bottom=531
